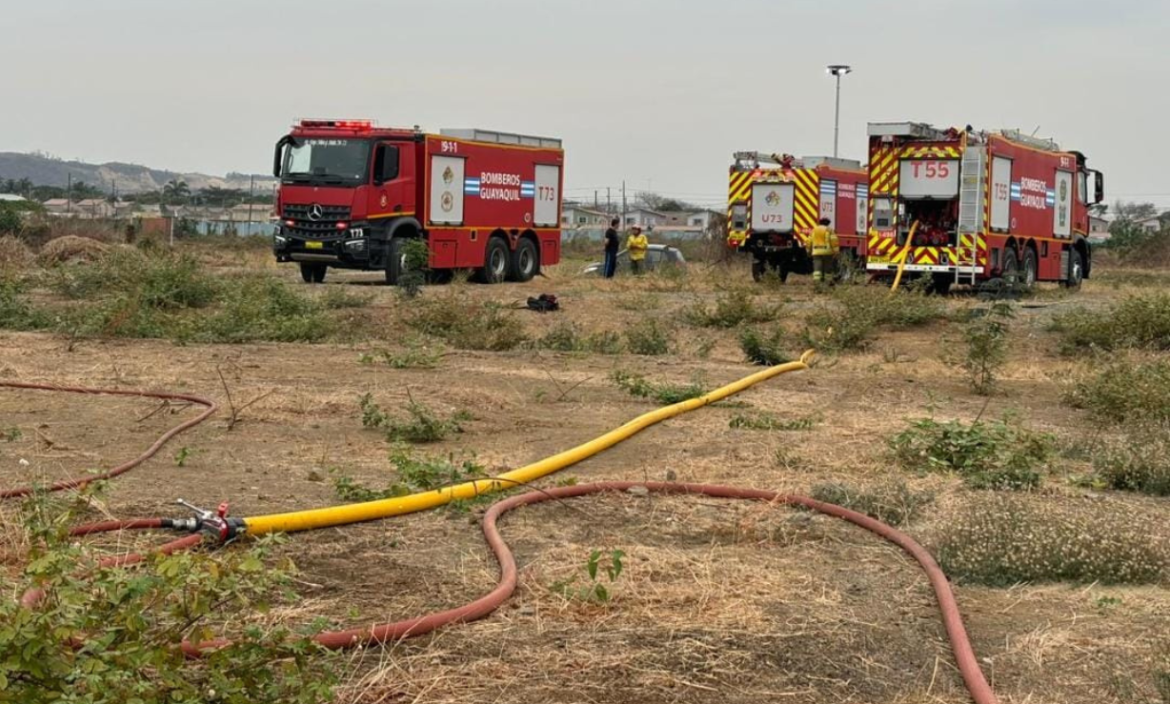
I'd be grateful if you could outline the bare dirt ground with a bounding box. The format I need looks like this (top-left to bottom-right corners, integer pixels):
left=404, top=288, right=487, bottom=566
left=1, top=247, right=1168, bottom=704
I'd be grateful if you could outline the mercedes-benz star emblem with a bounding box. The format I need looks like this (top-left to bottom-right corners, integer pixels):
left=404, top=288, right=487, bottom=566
left=308, top=204, right=324, bottom=221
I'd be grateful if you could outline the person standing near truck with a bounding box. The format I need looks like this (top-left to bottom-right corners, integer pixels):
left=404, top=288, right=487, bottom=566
left=603, top=218, right=620, bottom=278
left=808, top=217, right=839, bottom=287
left=627, top=225, right=649, bottom=275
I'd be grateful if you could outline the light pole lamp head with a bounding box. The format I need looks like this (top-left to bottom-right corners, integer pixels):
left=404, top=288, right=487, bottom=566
left=826, top=64, right=853, bottom=77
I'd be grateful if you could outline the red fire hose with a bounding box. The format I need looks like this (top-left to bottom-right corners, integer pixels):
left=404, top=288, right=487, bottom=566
left=0, top=381, right=217, bottom=499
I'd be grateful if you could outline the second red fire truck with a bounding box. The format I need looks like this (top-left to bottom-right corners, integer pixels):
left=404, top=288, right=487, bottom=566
left=864, top=121, right=1104, bottom=292
left=728, top=152, right=868, bottom=282
left=272, top=120, right=564, bottom=285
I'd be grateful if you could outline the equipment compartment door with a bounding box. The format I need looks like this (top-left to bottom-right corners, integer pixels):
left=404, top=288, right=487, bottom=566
left=534, top=164, right=560, bottom=227
left=990, top=157, right=1012, bottom=232
left=751, top=182, right=795, bottom=233
left=429, top=155, right=466, bottom=225
left=856, top=185, right=868, bottom=235
left=1053, top=170, right=1073, bottom=238
left=819, top=180, right=838, bottom=228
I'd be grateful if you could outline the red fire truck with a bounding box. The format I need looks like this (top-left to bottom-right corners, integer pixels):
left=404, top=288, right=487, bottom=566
left=864, top=122, right=1104, bottom=292
left=272, top=120, right=564, bottom=285
left=727, top=152, right=869, bottom=281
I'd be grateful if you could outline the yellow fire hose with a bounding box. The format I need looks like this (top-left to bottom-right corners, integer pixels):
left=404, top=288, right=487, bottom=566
left=888, top=222, right=919, bottom=294
left=241, top=351, right=816, bottom=535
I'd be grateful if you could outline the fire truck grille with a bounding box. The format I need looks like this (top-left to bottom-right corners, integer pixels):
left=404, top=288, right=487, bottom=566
left=283, top=204, right=351, bottom=221
left=286, top=221, right=344, bottom=236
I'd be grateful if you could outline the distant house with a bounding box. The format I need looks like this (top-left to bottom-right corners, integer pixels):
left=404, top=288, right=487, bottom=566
left=686, top=210, right=721, bottom=230
left=622, top=208, right=664, bottom=229
left=560, top=205, right=610, bottom=228
left=1135, top=215, right=1164, bottom=233
left=42, top=198, right=70, bottom=215
left=1088, top=215, right=1111, bottom=243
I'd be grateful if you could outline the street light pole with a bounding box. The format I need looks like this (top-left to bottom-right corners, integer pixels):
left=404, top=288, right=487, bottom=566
left=826, top=65, right=852, bottom=158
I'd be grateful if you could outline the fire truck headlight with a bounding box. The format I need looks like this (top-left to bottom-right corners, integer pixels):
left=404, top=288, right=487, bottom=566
left=344, top=239, right=366, bottom=252
left=274, top=234, right=288, bottom=248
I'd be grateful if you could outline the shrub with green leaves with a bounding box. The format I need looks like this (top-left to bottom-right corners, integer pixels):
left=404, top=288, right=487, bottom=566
left=935, top=496, right=1168, bottom=586
left=739, top=325, right=791, bottom=366
left=1064, top=357, right=1170, bottom=424
left=397, top=239, right=430, bottom=299
left=534, top=322, right=624, bottom=355
left=684, top=289, right=780, bottom=328
left=1094, top=427, right=1170, bottom=497
left=405, top=297, right=527, bottom=351
left=52, top=249, right=216, bottom=310
left=332, top=447, right=486, bottom=501
left=551, top=549, right=626, bottom=603
left=358, top=393, right=471, bottom=443
left=1052, top=292, right=1170, bottom=352
left=191, top=276, right=331, bottom=343
left=810, top=481, right=934, bottom=527
left=729, top=412, right=816, bottom=431
left=624, top=318, right=671, bottom=356
left=0, top=279, right=49, bottom=331
left=359, top=340, right=443, bottom=369
left=0, top=494, right=337, bottom=703
left=963, top=301, right=1014, bottom=396
left=890, top=416, right=1053, bottom=490
left=611, top=370, right=706, bottom=405
left=802, top=286, right=947, bottom=353
left=319, top=286, right=373, bottom=310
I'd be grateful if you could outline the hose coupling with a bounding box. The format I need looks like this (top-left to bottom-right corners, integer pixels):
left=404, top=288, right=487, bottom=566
left=174, top=499, right=242, bottom=544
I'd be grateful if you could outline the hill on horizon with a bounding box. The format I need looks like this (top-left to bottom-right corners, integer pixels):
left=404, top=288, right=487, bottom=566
left=0, top=152, right=276, bottom=195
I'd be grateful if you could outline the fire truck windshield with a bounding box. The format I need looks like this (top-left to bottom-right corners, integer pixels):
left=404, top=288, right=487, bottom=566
left=281, top=138, right=371, bottom=186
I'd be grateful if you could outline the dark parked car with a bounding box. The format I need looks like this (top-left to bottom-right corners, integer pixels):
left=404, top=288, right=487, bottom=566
left=582, top=244, right=687, bottom=276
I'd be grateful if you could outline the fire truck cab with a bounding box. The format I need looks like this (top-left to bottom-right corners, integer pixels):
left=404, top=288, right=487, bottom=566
left=865, top=122, right=1104, bottom=292
left=272, top=119, right=564, bottom=285
left=727, top=152, right=868, bottom=282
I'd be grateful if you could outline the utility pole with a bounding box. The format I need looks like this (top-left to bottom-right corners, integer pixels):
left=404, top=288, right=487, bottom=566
left=247, top=174, right=256, bottom=233
left=621, top=181, right=626, bottom=228
left=827, top=65, right=852, bottom=158
left=606, top=187, right=611, bottom=214
left=66, top=173, right=72, bottom=214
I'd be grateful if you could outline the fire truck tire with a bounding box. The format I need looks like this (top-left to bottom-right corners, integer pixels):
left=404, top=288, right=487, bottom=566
left=775, top=260, right=790, bottom=283
left=1062, top=249, right=1084, bottom=289
left=1022, top=248, right=1038, bottom=289
left=300, top=263, right=326, bottom=284
left=751, top=258, right=766, bottom=282
left=510, top=238, right=539, bottom=282
left=479, top=237, right=510, bottom=284
left=1001, top=247, right=1021, bottom=288
left=385, top=238, right=407, bottom=286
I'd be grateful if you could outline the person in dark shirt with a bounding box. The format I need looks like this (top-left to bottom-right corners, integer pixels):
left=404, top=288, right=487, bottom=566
left=603, top=218, right=620, bottom=278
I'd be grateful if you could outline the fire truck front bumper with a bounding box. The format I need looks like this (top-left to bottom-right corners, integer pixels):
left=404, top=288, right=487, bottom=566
left=274, top=227, right=379, bottom=269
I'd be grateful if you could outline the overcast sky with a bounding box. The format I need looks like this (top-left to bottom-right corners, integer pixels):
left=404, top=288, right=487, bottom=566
left=3, top=0, right=1168, bottom=208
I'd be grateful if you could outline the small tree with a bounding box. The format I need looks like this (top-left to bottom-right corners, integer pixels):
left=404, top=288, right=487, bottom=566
left=963, top=301, right=1014, bottom=396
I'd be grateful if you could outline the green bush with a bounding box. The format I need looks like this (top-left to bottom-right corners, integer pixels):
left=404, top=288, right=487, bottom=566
left=802, top=287, right=947, bottom=353
left=405, top=297, right=527, bottom=351
left=684, top=289, right=780, bottom=328
left=935, top=496, right=1168, bottom=586
left=611, top=370, right=706, bottom=405
left=191, top=276, right=331, bottom=343
left=0, top=280, right=50, bottom=331
left=534, top=322, right=624, bottom=355
left=359, top=340, right=443, bottom=369
left=810, top=481, right=934, bottom=527
left=1052, top=293, right=1170, bottom=352
left=332, top=447, right=487, bottom=501
left=358, top=393, right=471, bottom=444
left=397, top=239, right=430, bottom=299
left=1064, top=358, right=1170, bottom=424
left=0, top=494, right=337, bottom=703
left=624, top=318, right=671, bottom=356
left=739, top=326, right=791, bottom=366
left=890, top=416, right=1053, bottom=490
left=963, top=301, right=1013, bottom=396
left=319, top=286, right=373, bottom=309
left=1094, top=427, right=1170, bottom=497
left=729, top=412, right=816, bottom=431
left=52, top=249, right=216, bottom=310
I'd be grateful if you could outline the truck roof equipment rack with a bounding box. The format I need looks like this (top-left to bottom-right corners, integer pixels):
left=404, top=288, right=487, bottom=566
left=732, top=152, right=862, bottom=171
left=998, top=129, right=1061, bottom=152
left=867, top=122, right=952, bottom=141
left=440, top=128, right=562, bottom=149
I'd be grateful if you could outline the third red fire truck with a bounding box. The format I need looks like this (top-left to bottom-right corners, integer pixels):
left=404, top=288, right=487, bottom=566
left=272, top=120, right=564, bottom=285
left=864, top=121, right=1104, bottom=292
left=727, top=153, right=868, bottom=282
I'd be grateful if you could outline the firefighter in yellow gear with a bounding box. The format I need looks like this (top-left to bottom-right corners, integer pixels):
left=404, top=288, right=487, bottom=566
left=807, top=217, right=839, bottom=285
left=626, top=226, right=649, bottom=275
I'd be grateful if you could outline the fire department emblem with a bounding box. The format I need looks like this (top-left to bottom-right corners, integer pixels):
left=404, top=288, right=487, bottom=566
left=524, top=213, right=532, bottom=224
left=442, top=166, right=454, bottom=185
left=380, top=194, right=388, bottom=208
left=441, top=192, right=454, bottom=213
left=765, top=190, right=781, bottom=206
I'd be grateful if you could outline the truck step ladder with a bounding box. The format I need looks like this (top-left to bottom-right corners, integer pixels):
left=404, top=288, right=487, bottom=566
left=956, top=146, right=986, bottom=286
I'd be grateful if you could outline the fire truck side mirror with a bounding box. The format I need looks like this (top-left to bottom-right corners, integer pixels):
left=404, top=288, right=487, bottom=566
left=1094, top=171, right=1105, bottom=205
left=273, top=136, right=292, bottom=178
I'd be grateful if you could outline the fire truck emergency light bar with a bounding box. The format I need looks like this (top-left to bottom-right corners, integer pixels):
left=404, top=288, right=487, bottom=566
left=297, top=119, right=375, bottom=130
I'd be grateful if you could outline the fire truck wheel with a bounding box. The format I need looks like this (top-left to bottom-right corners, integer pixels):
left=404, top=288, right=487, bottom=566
left=751, top=258, right=766, bottom=282
left=1022, top=248, right=1038, bottom=289
left=1001, top=247, right=1021, bottom=288
left=479, top=237, right=509, bottom=284
left=775, top=261, right=790, bottom=283
left=1062, top=249, right=1084, bottom=289
left=510, top=238, right=539, bottom=282
left=385, top=238, right=407, bottom=286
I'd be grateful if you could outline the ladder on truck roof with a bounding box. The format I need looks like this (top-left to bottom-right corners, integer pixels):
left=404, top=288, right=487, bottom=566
left=956, top=146, right=986, bottom=287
